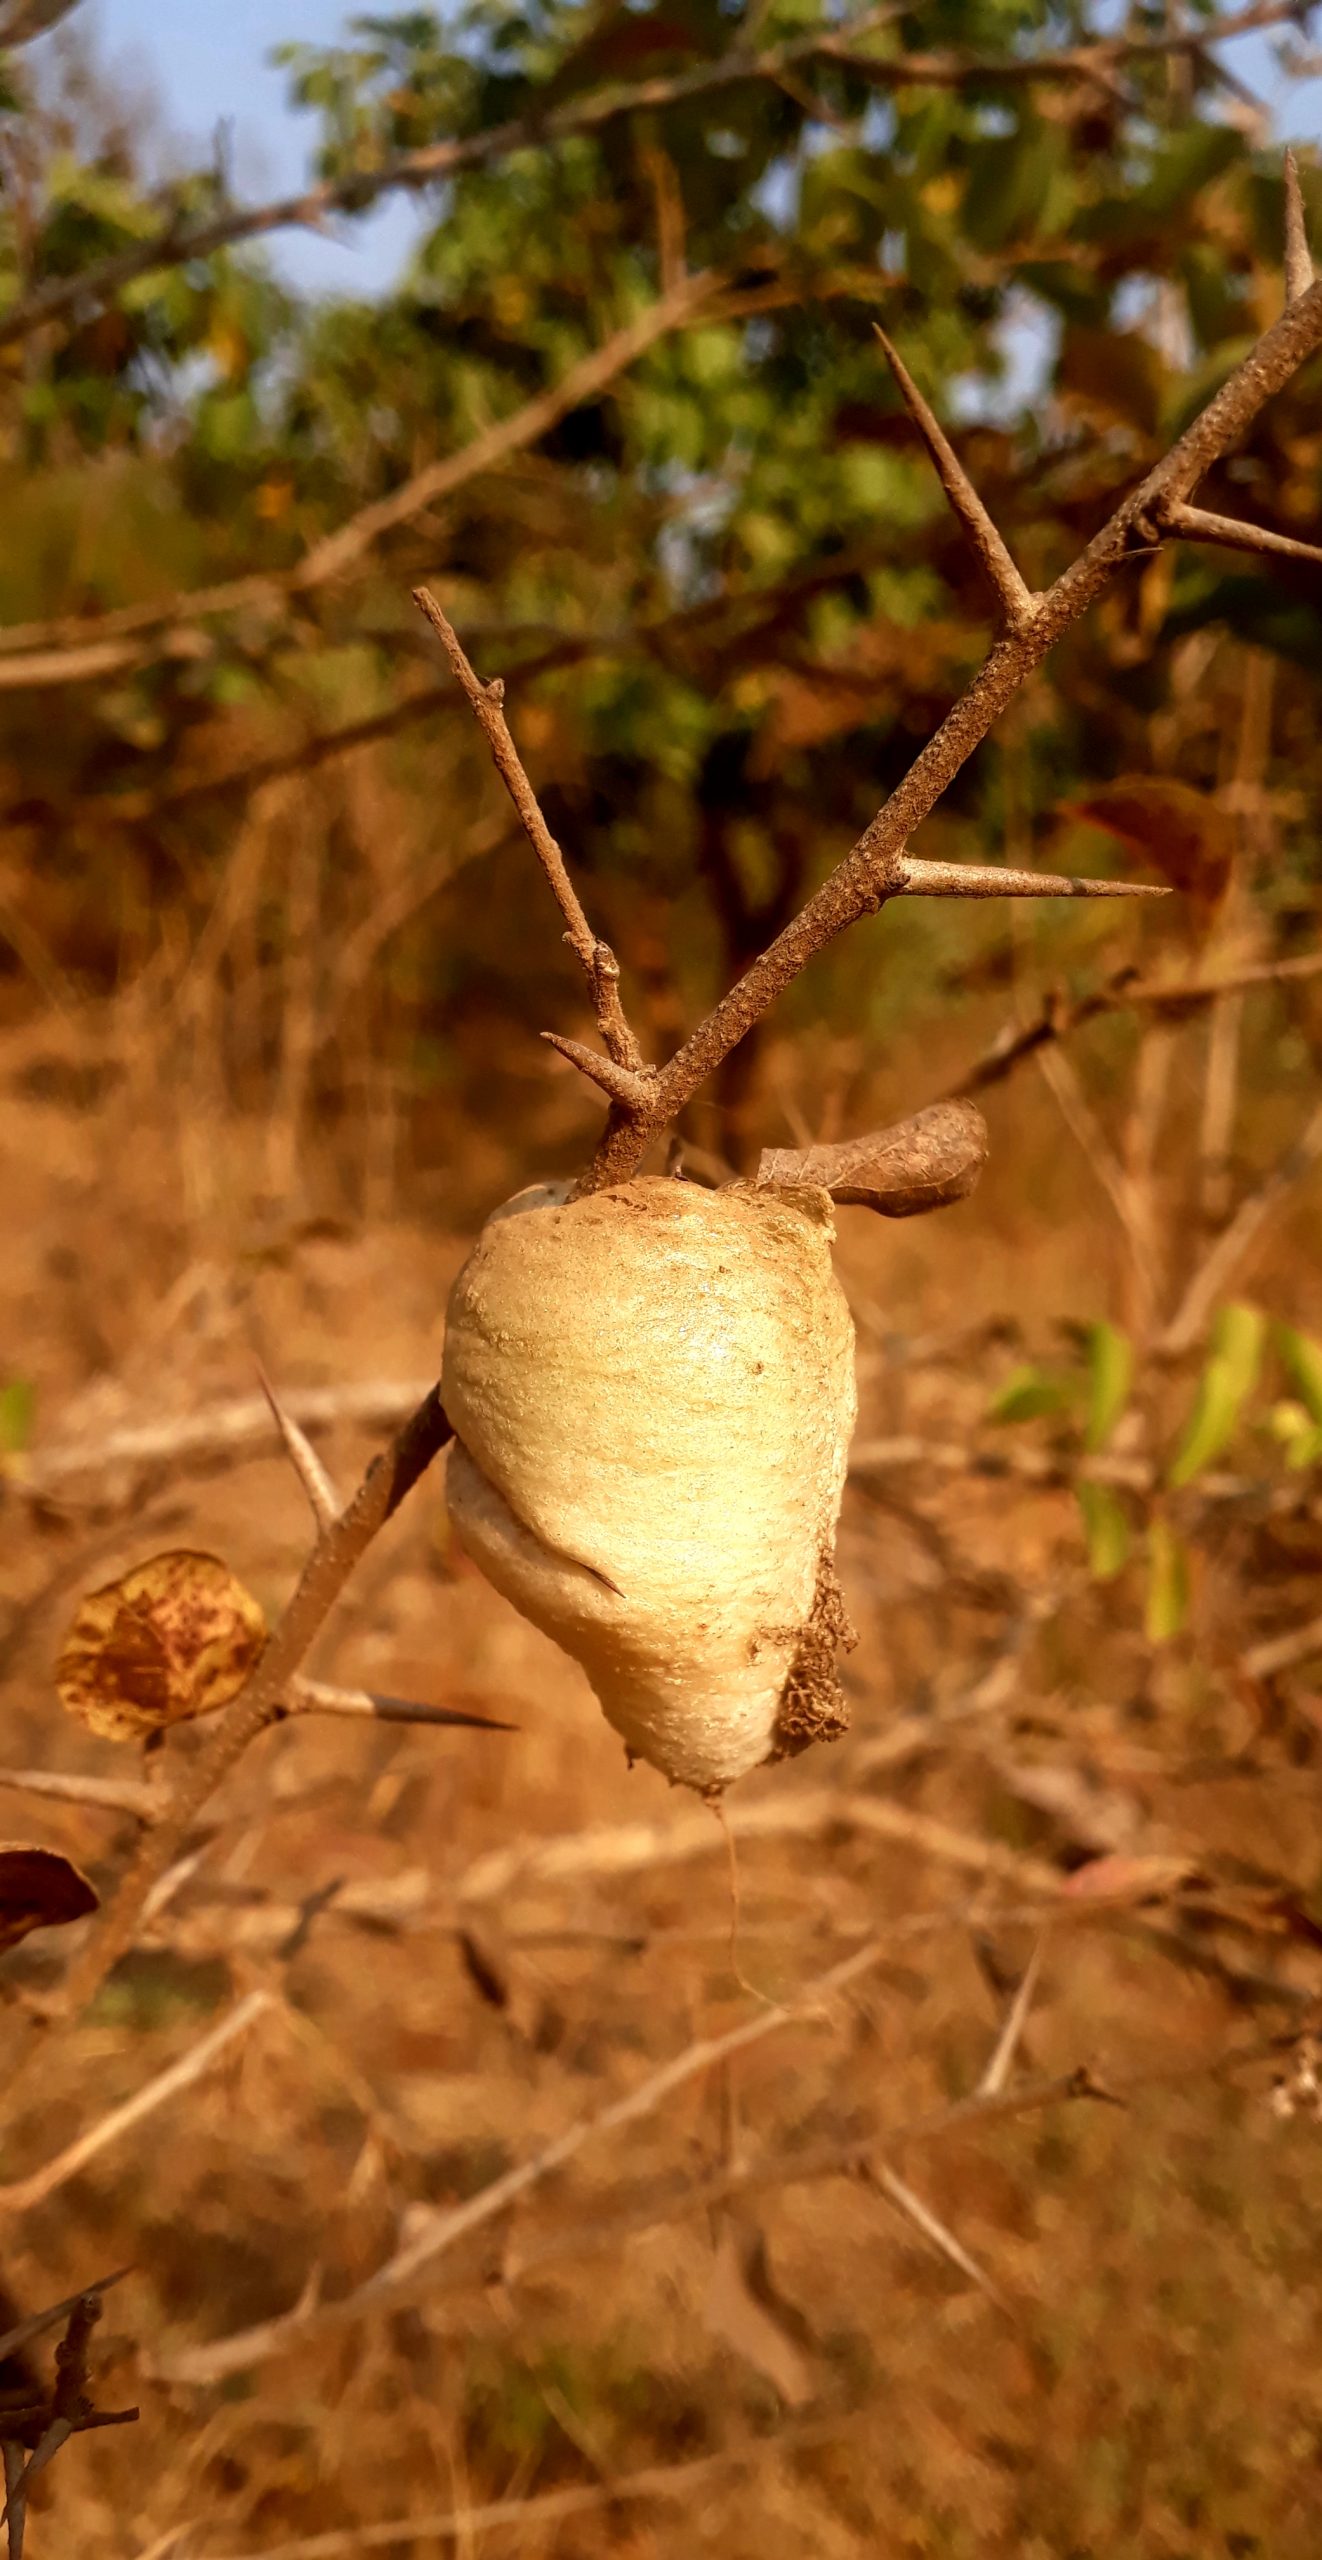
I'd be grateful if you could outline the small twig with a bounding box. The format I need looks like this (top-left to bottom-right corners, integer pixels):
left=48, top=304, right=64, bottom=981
left=944, top=952, right=1322, bottom=1101
left=1161, top=1095, right=1322, bottom=1353
left=413, top=588, right=646, bottom=1073
left=0, top=1767, right=157, bottom=1821
left=0, top=1990, right=272, bottom=2214
left=978, top=1936, right=1046, bottom=2096
left=0, top=2272, right=132, bottom=2367
left=868, top=2162, right=1010, bottom=2311
left=1242, top=1611, right=1322, bottom=1680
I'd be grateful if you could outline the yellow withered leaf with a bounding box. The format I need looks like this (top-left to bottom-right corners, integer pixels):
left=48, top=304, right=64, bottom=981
left=0, top=1844, right=98, bottom=1954
left=57, top=1549, right=267, bottom=1741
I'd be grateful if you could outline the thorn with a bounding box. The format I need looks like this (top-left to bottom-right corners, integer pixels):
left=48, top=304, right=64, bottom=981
left=1285, top=149, right=1314, bottom=305
left=897, top=858, right=1171, bottom=900
left=1161, top=497, right=1322, bottom=570
left=541, top=1030, right=653, bottom=1108
left=256, top=1361, right=340, bottom=1531
left=874, top=326, right=1036, bottom=629
left=290, top=1676, right=516, bottom=1732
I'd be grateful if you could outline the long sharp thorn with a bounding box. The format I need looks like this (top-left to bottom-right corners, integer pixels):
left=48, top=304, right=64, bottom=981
left=256, top=1361, right=340, bottom=1531
left=291, top=1676, right=516, bottom=1733
left=1163, top=498, right=1322, bottom=569
left=541, top=1030, right=652, bottom=1108
left=898, top=858, right=1170, bottom=900
left=1285, top=149, right=1314, bottom=305
left=874, top=325, right=1035, bottom=629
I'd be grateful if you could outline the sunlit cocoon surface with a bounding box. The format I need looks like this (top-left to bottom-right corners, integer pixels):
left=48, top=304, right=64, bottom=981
left=442, top=1176, right=857, bottom=1792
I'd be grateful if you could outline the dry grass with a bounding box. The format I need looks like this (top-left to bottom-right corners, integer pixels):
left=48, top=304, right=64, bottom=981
left=3, top=968, right=1322, bottom=2560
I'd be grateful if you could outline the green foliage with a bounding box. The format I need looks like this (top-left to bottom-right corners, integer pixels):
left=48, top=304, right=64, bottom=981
left=0, top=1376, right=34, bottom=1455
left=1076, top=1479, right=1130, bottom=1582
left=1167, top=1304, right=1266, bottom=1489
left=1082, top=1320, right=1133, bottom=1455
left=1145, top=1515, right=1191, bottom=1645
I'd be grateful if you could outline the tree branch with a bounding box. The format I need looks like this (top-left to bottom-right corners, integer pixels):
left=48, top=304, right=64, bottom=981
left=0, top=3, right=1295, bottom=355
left=538, top=260, right=1322, bottom=1190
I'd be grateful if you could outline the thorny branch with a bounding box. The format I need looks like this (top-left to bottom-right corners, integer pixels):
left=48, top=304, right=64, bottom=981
left=416, top=203, right=1322, bottom=1194
left=0, top=2, right=1298, bottom=358
left=0, top=2281, right=138, bottom=2558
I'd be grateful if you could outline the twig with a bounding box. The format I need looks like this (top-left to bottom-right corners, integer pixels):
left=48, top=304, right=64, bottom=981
left=1242, top=1611, right=1322, bottom=1679
left=944, top=952, right=1322, bottom=1100
left=154, top=1929, right=930, bottom=2382
left=412, top=589, right=645, bottom=1071
left=0, top=1989, right=272, bottom=2214
left=0, top=4, right=1293, bottom=357
left=0, top=1766, right=157, bottom=1820
left=1160, top=1095, right=1322, bottom=1353
left=193, top=2422, right=854, bottom=2560
left=19, top=1376, right=435, bottom=1495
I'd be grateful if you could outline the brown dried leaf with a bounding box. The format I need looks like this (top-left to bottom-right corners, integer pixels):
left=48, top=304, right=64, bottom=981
left=759, top=1101, right=988, bottom=1217
left=56, top=1550, right=267, bottom=1741
left=1057, top=777, right=1234, bottom=933
left=1060, top=1851, right=1196, bottom=1906
left=0, top=1845, right=98, bottom=1954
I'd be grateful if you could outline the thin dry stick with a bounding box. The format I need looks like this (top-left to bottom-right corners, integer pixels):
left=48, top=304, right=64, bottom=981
left=1242, top=1611, right=1322, bottom=1680
left=0, top=1, right=1291, bottom=357
left=156, top=1929, right=907, bottom=2383
left=411, top=590, right=642, bottom=1069
left=1160, top=1094, right=1322, bottom=1353
left=0, top=1989, right=272, bottom=2214
left=944, top=950, right=1322, bottom=1100
left=414, top=225, right=1322, bottom=1194
left=195, top=2424, right=852, bottom=2560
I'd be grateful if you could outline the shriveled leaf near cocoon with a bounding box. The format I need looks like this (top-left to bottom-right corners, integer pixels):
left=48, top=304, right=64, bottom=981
left=56, top=1549, right=267, bottom=1741
left=0, top=1845, right=98, bottom=1954
left=442, top=1176, right=857, bottom=1793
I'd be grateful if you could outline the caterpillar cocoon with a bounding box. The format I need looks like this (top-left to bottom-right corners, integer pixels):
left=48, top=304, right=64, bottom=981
left=441, top=1174, right=857, bottom=1792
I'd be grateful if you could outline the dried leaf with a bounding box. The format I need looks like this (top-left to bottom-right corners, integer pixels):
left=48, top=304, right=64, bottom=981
left=703, top=2227, right=813, bottom=2408
left=1058, top=776, right=1234, bottom=933
left=1061, top=1852, right=1195, bottom=1905
left=56, top=1550, right=267, bottom=1741
left=759, top=1101, right=988, bottom=1218
left=0, top=1845, right=98, bottom=1954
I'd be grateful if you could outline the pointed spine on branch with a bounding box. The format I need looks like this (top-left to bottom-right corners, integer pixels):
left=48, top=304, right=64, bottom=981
left=257, top=1362, right=340, bottom=1532
left=897, top=859, right=1172, bottom=900
left=1285, top=149, right=1314, bottom=305
left=873, top=327, right=1037, bottom=631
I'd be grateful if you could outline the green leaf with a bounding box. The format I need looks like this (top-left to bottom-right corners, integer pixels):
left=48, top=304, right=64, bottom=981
left=1166, top=1303, right=1265, bottom=1487
left=987, top=1365, right=1071, bottom=1425
left=1145, top=1517, right=1190, bottom=1644
left=1275, top=1324, right=1322, bottom=1428
left=0, top=1377, right=34, bottom=1456
left=1083, top=1321, right=1133, bottom=1454
left=1076, top=1480, right=1130, bottom=1581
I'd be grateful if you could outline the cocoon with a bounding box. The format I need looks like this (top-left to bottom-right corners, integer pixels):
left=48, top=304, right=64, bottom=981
left=442, top=1175, right=857, bottom=1792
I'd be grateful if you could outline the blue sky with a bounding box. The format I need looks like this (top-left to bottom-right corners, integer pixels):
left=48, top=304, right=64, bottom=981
left=34, top=2, right=1322, bottom=303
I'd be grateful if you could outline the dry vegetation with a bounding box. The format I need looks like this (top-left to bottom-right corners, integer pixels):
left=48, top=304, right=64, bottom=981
left=4, top=4, right=1322, bottom=2554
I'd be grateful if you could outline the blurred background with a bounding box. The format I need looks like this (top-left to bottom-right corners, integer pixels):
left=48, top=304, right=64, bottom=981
left=3, top=4, right=1322, bottom=2553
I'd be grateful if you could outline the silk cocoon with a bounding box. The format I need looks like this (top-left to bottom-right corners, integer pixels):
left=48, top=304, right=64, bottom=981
left=442, top=1175, right=857, bottom=1791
